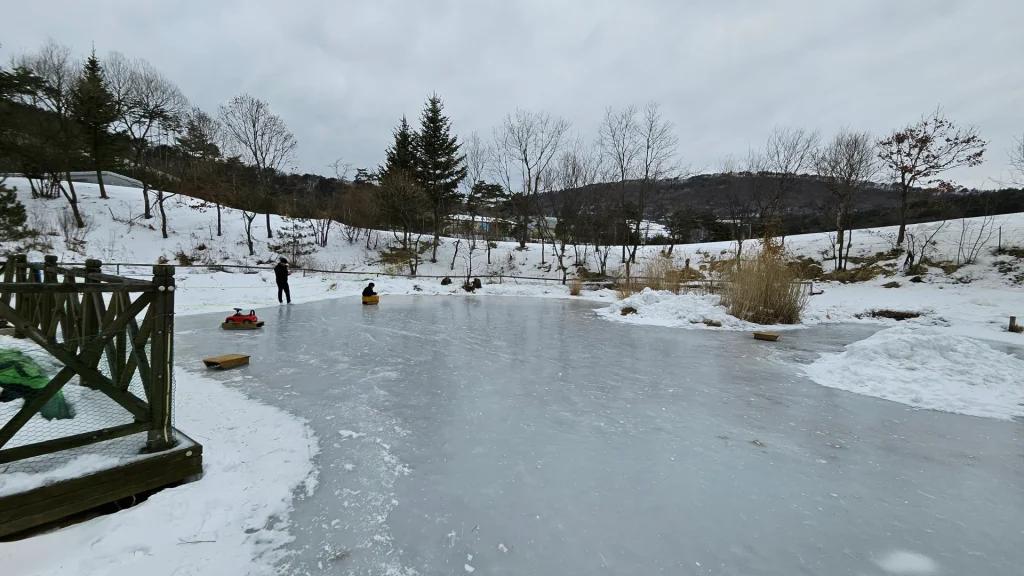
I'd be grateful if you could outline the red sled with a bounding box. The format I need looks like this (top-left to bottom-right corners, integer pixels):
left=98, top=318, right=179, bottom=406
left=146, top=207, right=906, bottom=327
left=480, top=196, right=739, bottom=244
left=222, top=308, right=264, bottom=330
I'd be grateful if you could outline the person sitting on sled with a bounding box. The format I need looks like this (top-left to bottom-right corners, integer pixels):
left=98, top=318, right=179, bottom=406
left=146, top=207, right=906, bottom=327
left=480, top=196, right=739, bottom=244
left=362, top=282, right=377, bottom=297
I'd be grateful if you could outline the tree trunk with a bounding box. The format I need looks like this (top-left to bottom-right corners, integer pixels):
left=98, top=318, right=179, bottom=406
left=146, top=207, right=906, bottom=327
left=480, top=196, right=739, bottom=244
left=96, top=169, right=108, bottom=199
left=265, top=213, right=273, bottom=239
left=216, top=203, right=222, bottom=236
left=159, top=194, right=169, bottom=239
left=244, top=215, right=255, bottom=256
left=142, top=183, right=153, bottom=219
left=836, top=224, right=845, bottom=271
left=896, top=182, right=909, bottom=246
left=61, top=174, right=86, bottom=228
left=61, top=178, right=86, bottom=229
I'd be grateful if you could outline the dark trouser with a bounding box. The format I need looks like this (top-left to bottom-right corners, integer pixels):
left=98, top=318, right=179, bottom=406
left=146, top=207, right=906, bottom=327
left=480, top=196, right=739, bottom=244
left=277, top=282, right=291, bottom=303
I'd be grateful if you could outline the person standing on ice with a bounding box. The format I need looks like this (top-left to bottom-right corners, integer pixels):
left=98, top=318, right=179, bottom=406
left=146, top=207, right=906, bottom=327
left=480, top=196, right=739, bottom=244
left=275, top=257, right=292, bottom=304
left=362, top=282, right=377, bottom=297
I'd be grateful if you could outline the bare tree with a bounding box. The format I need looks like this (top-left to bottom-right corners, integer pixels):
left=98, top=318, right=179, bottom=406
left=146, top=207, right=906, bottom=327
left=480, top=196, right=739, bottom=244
left=218, top=93, right=297, bottom=239
left=597, top=105, right=640, bottom=263
left=954, top=192, right=997, bottom=266
left=814, top=128, right=877, bottom=270
left=719, top=156, right=754, bottom=267
left=491, top=109, right=570, bottom=249
left=748, top=126, right=820, bottom=240
left=544, top=138, right=602, bottom=283
left=628, top=103, right=681, bottom=272
left=1010, top=133, right=1024, bottom=185
left=106, top=52, right=189, bottom=220
left=877, top=106, right=987, bottom=246
left=14, top=40, right=86, bottom=226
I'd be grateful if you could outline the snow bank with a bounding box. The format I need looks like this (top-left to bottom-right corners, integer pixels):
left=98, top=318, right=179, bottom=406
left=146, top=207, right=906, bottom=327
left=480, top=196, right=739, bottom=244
left=0, top=369, right=319, bottom=576
left=803, top=326, right=1024, bottom=420
left=597, top=288, right=762, bottom=330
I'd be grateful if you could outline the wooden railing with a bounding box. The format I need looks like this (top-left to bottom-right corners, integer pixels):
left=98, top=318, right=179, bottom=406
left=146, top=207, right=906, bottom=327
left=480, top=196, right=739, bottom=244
left=0, top=255, right=176, bottom=464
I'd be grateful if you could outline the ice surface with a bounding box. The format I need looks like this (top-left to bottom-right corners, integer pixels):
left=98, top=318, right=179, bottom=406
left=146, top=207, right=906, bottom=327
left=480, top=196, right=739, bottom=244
left=175, top=297, right=1024, bottom=575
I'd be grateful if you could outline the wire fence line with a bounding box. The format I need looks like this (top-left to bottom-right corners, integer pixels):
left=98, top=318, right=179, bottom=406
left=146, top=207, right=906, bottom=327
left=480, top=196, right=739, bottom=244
left=39, top=261, right=817, bottom=293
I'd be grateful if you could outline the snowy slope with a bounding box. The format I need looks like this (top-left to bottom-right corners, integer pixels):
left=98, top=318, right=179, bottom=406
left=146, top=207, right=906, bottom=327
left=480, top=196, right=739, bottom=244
left=3, top=176, right=1023, bottom=341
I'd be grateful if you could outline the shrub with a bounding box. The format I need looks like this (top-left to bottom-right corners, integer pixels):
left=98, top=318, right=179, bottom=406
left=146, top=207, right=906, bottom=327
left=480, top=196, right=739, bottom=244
left=860, top=309, right=921, bottom=321
left=994, top=246, right=1024, bottom=259
left=615, top=281, right=636, bottom=300
left=175, top=251, right=194, bottom=266
left=788, top=256, right=823, bottom=280
left=723, top=253, right=807, bottom=325
left=822, top=264, right=885, bottom=283
left=0, top=182, right=27, bottom=241
left=568, top=277, right=582, bottom=296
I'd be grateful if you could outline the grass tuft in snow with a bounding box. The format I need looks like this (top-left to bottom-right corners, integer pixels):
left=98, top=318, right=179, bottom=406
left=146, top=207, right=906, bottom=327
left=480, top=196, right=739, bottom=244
left=723, top=251, right=807, bottom=325
left=568, top=277, right=582, bottom=296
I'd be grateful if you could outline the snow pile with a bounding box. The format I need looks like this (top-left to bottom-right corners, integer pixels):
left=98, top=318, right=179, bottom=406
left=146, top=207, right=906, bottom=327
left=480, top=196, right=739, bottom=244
left=598, top=288, right=758, bottom=330
left=0, top=370, right=319, bottom=576
left=803, top=326, right=1024, bottom=420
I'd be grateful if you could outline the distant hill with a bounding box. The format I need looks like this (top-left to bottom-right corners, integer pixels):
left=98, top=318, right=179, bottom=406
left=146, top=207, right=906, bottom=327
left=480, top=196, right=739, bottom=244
left=540, top=173, right=1024, bottom=237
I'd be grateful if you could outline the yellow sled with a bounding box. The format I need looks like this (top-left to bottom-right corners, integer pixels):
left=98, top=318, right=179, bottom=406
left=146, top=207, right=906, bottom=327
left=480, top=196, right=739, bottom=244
left=362, top=295, right=380, bottom=305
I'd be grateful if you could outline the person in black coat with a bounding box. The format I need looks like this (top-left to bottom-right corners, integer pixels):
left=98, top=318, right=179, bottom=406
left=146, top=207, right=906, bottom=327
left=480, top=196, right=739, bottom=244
left=362, top=282, right=377, bottom=297
left=274, top=258, right=291, bottom=304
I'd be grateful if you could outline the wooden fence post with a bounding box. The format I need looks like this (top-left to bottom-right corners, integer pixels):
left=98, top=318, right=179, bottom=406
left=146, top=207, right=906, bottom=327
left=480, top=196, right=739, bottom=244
left=12, top=255, right=27, bottom=338
left=147, top=264, right=176, bottom=452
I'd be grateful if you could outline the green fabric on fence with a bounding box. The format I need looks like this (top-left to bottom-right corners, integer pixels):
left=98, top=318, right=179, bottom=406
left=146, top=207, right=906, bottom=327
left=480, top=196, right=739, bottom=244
left=0, top=349, right=74, bottom=420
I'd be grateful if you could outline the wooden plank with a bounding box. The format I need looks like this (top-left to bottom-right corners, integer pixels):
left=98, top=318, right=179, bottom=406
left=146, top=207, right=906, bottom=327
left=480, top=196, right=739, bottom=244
left=0, top=422, right=150, bottom=465
left=0, top=283, right=154, bottom=294
left=0, top=437, right=201, bottom=511
left=0, top=455, right=202, bottom=537
left=753, top=331, right=780, bottom=342
left=202, top=354, right=250, bottom=369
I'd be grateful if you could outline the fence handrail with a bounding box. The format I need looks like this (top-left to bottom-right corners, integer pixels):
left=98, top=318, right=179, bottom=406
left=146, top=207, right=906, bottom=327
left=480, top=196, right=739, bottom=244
left=0, top=255, right=177, bottom=463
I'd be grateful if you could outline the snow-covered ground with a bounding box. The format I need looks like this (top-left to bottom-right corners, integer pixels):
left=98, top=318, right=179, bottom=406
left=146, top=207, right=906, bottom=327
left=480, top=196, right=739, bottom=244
left=1, top=363, right=318, bottom=576
left=1, top=177, right=1023, bottom=573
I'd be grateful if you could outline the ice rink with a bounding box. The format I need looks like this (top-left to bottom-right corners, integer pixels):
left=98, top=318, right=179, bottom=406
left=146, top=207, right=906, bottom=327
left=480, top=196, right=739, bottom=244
left=176, top=297, right=1024, bottom=575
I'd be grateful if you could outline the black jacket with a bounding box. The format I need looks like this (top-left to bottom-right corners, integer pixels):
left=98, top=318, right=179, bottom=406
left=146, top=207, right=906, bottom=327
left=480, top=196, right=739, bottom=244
left=362, top=286, right=376, bottom=297
left=274, top=263, right=289, bottom=284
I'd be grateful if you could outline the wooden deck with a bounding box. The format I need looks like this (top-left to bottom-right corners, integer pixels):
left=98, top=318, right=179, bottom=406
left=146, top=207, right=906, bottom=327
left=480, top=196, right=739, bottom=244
left=0, top=429, right=203, bottom=539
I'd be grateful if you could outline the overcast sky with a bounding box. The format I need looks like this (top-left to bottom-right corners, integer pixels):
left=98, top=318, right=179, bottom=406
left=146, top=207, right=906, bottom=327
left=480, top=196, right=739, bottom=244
left=3, top=0, right=1022, bottom=187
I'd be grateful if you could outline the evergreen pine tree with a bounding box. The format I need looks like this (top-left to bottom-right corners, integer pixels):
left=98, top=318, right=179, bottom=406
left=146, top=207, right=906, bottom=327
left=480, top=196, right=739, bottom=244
left=376, top=116, right=427, bottom=249
left=268, top=219, right=316, bottom=267
left=0, top=182, right=28, bottom=241
left=379, top=115, right=417, bottom=178
left=412, top=94, right=467, bottom=262
left=71, top=50, right=118, bottom=199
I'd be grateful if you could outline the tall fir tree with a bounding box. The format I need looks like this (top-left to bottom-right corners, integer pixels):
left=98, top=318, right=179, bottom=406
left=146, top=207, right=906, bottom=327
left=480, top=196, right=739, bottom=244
left=71, top=50, right=118, bottom=199
left=377, top=116, right=427, bottom=249
left=379, top=115, right=417, bottom=178
left=412, top=94, right=467, bottom=262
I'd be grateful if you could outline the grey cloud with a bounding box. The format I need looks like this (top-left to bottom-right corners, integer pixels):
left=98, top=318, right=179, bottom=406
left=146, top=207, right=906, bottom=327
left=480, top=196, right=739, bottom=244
left=3, top=0, right=1021, bottom=186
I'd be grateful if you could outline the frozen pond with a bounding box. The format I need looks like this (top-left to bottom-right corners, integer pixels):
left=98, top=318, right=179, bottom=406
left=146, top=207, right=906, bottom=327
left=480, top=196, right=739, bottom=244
left=176, top=297, right=1024, bottom=575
